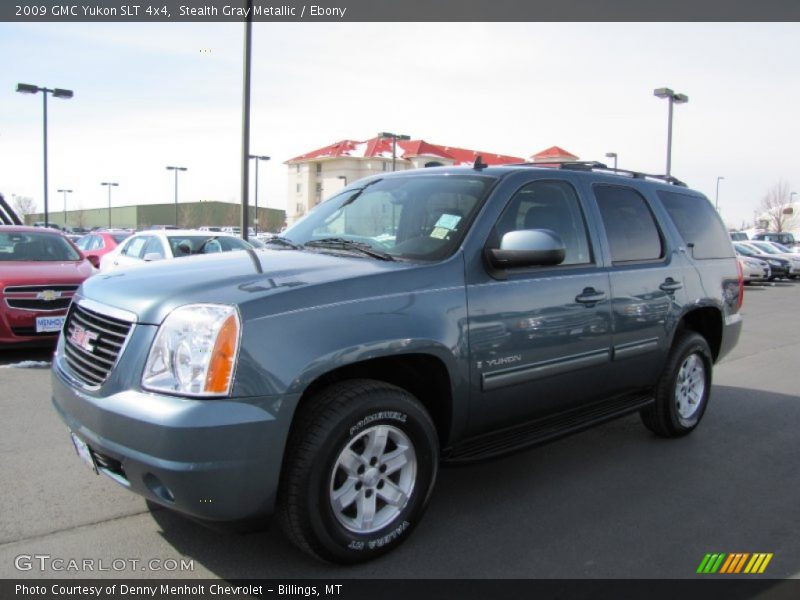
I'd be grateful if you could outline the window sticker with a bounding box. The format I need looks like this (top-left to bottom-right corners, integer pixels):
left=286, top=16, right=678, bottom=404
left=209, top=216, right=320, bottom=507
left=430, top=227, right=449, bottom=240
left=435, top=214, right=461, bottom=230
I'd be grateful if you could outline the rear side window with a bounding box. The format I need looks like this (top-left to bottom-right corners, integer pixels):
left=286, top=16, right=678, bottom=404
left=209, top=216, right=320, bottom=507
left=594, top=185, right=664, bottom=263
left=657, top=191, right=734, bottom=259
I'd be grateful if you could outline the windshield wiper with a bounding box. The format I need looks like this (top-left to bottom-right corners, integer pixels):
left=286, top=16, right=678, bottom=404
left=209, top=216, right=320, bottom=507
left=262, top=236, right=303, bottom=250
left=304, top=238, right=395, bottom=261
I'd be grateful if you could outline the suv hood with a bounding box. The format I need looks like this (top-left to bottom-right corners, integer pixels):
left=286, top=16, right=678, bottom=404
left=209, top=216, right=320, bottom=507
left=79, top=248, right=417, bottom=324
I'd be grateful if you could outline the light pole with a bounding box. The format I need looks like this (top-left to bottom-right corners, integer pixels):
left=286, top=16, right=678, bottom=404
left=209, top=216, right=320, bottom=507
left=605, top=152, right=618, bottom=170
left=715, top=176, right=725, bottom=211
left=166, top=166, right=187, bottom=227
left=16, top=83, right=74, bottom=228
left=248, top=155, right=270, bottom=235
left=653, top=87, right=688, bottom=177
left=101, top=182, right=118, bottom=228
left=378, top=132, right=411, bottom=171
left=239, top=0, right=254, bottom=241
left=57, top=189, right=72, bottom=227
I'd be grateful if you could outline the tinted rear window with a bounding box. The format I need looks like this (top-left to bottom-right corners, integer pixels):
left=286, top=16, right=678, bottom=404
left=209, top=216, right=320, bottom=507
left=657, top=191, right=734, bottom=259
left=594, top=185, right=664, bottom=262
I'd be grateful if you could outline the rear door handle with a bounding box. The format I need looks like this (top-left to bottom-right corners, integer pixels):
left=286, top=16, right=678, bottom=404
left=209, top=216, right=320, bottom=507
left=659, top=278, right=683, bottom=293
left=575, top=288, right=607, bottom=304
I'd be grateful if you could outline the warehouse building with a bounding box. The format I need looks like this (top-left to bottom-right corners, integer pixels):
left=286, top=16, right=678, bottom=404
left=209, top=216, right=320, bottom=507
left=26, top=200, right=286, bottom=233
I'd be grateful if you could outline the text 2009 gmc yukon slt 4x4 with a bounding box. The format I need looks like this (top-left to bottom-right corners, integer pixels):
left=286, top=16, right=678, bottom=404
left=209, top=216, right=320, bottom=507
left=52, top=162, right=742, bottom=563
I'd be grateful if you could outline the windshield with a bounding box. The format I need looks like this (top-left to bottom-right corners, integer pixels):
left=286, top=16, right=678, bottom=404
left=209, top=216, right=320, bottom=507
left=0, top=231, right=81, bottom=262
left=771, top=242, right=791, bottom=253
left=734, top=243, right=757, bottom=257
left=283, top=174, right=494, bottom=261
left=750, top=242, right=778, bottom=254
left=166, top=235, right=250, bottom=257
left=111, top=233, right=131, bottom=244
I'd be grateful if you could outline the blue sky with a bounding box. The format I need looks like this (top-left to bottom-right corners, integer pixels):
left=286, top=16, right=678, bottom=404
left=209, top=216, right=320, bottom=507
left=2, top=22, right=799, bottom=227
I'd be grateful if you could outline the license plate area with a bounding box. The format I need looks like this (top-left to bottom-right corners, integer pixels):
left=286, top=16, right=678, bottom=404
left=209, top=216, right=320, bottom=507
left=70, top=432, right=98, bottom=474
left=36, top=315, right=66, bottom=333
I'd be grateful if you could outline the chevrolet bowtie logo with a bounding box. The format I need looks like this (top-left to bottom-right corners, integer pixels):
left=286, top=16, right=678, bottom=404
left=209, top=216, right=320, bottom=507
left=37, top=290, right=62, bottom=301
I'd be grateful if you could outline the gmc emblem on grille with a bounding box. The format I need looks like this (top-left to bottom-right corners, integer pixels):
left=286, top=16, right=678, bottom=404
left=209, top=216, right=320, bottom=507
left=69, top=324, right=99, bottom=352
left=37, top=290, right=62, bottom=301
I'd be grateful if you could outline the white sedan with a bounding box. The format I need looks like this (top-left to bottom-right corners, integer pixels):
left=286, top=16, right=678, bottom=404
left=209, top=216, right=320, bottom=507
left=737, top=256, right=770, bottom=284
left=99, top=229, right=252, bottom=273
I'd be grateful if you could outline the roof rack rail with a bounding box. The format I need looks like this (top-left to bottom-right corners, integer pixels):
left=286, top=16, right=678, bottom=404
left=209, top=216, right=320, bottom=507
left=505, top=161, right=687, bottom=187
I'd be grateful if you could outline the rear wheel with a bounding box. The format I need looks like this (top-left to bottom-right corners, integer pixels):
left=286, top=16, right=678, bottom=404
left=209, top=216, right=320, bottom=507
left=278, top=379, right=439, bottom=563
left=641, top=332, right=713, bottom=437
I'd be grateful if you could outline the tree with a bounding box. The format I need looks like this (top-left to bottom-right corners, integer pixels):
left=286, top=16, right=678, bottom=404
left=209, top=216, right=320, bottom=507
left=760, top=181, right=793, bottom=232
left=11, top=195, right=37, bottom=217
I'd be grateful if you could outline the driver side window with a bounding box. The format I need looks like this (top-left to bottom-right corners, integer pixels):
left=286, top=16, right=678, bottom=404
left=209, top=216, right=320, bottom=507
left=494, top=180, right=593, bottom=266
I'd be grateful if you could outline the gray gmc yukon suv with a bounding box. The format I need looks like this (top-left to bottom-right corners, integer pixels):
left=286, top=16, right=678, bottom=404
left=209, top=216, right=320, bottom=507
left=52, top=163, right=742, bottom=563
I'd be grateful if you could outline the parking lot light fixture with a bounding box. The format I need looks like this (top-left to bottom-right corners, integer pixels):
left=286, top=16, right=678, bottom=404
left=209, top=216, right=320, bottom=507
left=16, top=82, right=74, bottom=228
left=715, top=176, right=725, bottom=211
left=101, top=182, right=118, bottom=228
left=248, top=155, right=270, bottom=235
left=57, top=189, right=72, bottom=226
left=605, top=152, right=618, bottom=170
left=166, top=166, right=188, bottom=227
left=378, top=132, right=411, bottom=171
left=653, top=87, right=688, bottom=177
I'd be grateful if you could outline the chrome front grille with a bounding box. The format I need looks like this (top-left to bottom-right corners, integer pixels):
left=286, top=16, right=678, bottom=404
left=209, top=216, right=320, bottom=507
left=3, top=284, right=79, bottom=312
left=63, top=301, right=134, bottom=387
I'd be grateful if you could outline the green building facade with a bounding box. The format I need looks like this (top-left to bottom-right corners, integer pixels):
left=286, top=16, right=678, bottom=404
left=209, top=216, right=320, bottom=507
left=27, top=201, right=285, bottom=233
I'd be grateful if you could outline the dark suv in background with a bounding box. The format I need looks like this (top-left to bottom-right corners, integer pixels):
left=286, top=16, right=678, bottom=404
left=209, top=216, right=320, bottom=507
left=52, top=162, right=742, bottom=563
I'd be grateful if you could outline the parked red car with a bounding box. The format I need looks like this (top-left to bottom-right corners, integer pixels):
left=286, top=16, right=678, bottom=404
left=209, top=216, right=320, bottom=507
left=74, top=230, right=132, bottom=268
left=0, top=226, right=94, bottom=348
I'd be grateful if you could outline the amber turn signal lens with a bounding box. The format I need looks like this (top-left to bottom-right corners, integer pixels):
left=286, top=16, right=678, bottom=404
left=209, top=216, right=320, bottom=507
left=204, top=314, right=239, bottom=394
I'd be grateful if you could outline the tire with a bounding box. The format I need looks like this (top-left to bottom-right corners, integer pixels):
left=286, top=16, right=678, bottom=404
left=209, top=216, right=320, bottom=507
left=278, top=379, right=439, bottom=563
left=640, top=331, right=713, bottom=438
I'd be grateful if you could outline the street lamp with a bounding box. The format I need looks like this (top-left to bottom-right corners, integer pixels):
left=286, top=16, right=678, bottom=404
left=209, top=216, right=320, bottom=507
left=605, top=152, right=618, bottom=170
left=378, top=132, right=411, bottom=171
left=715, top=176, right=725, bottom=211
left=16, top=83, right=74, bottom=228
left=248, top=155, right=270, bottom=235
left=653, top=87, right=688, bottom=177
left=166, top=166, right=188, bottom=227
left=57, top=189, right=72, bottom=227
left=101, top=182, right=118, bottom=228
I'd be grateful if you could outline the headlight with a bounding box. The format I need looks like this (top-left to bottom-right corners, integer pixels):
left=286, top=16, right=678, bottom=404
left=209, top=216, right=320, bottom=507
left=767, top=259, right=781, bottom=267
left=142, top=304, right=241, bottom=397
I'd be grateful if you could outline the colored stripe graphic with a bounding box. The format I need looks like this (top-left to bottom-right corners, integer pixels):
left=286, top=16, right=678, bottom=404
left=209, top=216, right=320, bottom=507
left=698, top=553, right=773, bottom=574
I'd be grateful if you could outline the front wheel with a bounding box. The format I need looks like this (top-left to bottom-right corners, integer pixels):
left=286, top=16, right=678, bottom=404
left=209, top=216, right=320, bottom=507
left=278, top=379, right=439, bottom=563
left=641, top=332, right=713, bottom=437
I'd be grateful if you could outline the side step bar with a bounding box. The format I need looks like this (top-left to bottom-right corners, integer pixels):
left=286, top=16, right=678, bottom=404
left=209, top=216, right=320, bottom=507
left=443, top=394, right=654, bottom=464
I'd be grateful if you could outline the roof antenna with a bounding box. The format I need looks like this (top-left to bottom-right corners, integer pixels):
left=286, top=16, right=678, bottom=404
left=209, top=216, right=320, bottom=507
left=473, top=155, right=487, bottom=171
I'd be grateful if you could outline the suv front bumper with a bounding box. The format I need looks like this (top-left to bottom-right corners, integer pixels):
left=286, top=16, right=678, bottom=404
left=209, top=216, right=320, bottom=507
left=51, top=359, right=299, bottom=523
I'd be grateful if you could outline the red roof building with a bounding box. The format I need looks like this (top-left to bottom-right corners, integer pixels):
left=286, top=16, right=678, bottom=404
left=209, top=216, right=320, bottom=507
left=285, top=137, right=576, bottom=224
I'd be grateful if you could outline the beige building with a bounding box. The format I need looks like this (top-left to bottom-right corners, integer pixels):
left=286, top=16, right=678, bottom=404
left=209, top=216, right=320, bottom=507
left=284, top=137, right=575, bottom=225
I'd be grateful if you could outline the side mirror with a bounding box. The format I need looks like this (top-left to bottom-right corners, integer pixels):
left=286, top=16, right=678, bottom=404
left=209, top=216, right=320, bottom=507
left=487, top=229, right=566, bottom=269
left=142, top=253, right=162, bottom=262
left=84, top=253, right=100, bottom=268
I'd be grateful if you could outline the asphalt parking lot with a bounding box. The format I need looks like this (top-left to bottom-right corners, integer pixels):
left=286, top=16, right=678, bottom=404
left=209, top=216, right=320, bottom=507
left=0, top=281, right=798, bottom=580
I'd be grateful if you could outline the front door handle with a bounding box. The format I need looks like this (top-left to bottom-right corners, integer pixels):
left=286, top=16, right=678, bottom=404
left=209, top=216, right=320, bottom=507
left=659, top=278, right=683, bottom=293
left=575, top=288, right=607, bottom=305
